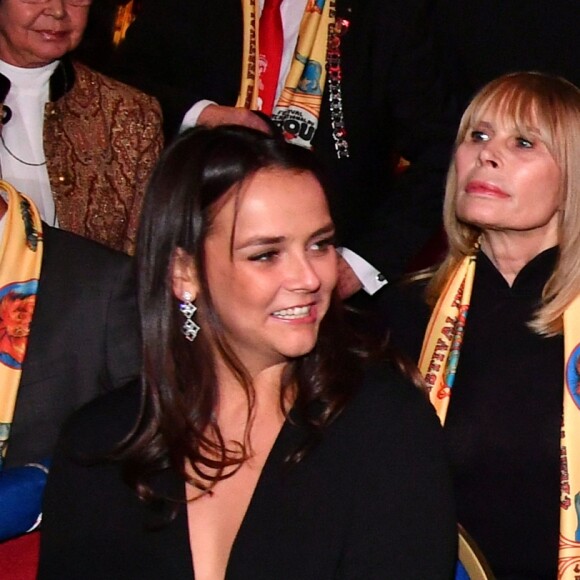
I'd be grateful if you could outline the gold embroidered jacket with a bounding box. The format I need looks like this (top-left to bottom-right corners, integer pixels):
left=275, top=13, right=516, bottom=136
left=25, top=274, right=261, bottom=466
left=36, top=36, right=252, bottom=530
left=0, top=58, right=163, bottom=254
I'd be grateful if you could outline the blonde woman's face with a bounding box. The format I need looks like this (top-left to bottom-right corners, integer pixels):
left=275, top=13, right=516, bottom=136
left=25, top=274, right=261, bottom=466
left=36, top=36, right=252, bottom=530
left=455, top=110, right=562, bottom=245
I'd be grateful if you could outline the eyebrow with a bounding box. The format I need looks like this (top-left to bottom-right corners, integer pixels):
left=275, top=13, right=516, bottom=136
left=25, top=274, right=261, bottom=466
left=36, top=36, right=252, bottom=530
left=235, top=223, right=335, bottom=250
left=473, top=121, right=493, bottom=131
left=474, top=119, right=541, bottom=135
left=309, top=223, right=336, bottom=239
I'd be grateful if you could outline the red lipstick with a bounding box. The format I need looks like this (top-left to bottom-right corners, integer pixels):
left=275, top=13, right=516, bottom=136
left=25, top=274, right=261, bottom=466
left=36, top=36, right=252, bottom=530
left=465, top=180, right=509, bottom=198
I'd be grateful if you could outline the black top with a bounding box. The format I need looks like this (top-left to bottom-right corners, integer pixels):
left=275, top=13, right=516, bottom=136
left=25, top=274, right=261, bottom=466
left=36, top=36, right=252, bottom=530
left=38, top=365, right=457, bottom=579
left=383, top=248, right=562, bottom=579
left=431, top=0, right=580, bottom=114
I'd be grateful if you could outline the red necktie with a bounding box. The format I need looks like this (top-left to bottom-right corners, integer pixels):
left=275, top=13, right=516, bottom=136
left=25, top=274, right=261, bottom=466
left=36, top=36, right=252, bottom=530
left=258, top=0, right=284, bottom=116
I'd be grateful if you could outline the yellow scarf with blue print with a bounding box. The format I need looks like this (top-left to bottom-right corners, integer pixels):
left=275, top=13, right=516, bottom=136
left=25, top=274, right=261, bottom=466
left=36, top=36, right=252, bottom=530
left=0, top=181, right=43, bottom=469
left=419, top=252, right=580, bottom=578
left=237, top=0, right=333, bottom=148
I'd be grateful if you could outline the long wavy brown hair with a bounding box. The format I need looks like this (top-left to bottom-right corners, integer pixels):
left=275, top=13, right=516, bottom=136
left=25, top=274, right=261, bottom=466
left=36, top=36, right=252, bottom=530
left=120, top=126, right=392, bottom=506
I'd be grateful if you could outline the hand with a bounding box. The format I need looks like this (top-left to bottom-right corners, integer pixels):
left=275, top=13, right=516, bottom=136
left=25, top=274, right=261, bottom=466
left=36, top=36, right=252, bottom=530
left=336, top=254, right=363, bottom=299
left=198, top=105, right=272, bottom=133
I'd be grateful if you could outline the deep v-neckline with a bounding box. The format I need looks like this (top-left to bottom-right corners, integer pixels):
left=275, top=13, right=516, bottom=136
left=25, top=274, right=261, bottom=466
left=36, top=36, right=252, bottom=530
left=180, top=408, right=305, bottom=579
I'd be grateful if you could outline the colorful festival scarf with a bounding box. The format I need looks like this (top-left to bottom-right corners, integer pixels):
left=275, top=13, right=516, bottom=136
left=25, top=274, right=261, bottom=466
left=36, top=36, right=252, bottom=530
left=238, top=0, right=334, bottom=149
left=0, top=181, right=43, bottom=469
left=418, top=251, right=580, bottom=578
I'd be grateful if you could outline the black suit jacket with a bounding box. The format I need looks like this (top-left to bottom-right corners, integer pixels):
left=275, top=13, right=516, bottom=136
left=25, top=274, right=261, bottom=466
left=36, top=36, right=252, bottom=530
left=108, top=0, right=456, bottom=280
left=5, top=226, right=141, bottom=468
left=38, top=366, right=457, bottom=579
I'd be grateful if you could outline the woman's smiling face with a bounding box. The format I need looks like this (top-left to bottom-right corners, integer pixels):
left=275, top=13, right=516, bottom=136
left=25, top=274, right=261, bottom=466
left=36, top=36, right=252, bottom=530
left=0, top=0, right=90, bottom=68
left=200, top=167, right=338, bottom=374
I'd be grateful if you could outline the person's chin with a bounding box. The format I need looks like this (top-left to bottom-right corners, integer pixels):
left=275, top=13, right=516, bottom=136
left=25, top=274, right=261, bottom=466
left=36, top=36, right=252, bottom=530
left=279, top=333, right=320, bottom=360
left=457, top=205, right=507, bottom=231
left=25, top=49, right=66, bottom=67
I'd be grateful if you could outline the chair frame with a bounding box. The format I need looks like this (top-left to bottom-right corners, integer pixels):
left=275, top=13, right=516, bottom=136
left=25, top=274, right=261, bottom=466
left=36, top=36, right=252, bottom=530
left=458, top=524, right=495, bottom=580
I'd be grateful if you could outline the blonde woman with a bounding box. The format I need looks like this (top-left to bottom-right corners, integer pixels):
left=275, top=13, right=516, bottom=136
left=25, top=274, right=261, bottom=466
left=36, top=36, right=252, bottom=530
left=384, top=72, right=580, bottom=578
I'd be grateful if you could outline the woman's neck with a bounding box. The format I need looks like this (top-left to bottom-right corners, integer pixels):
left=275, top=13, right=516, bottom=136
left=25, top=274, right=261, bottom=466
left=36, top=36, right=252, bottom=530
left=214, top=360, right=290, bottom=433
left=481, top=230, right=558, bottom=286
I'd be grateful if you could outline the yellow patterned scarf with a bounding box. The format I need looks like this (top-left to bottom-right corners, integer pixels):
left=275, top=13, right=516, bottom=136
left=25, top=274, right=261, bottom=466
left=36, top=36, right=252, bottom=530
left=0, top=181, right=43, bottom=469
left=560, top=296, right=580, bottom=576
left=418, top=251, right=580, bottom=578
left=238, top=0, right=333, bottom=148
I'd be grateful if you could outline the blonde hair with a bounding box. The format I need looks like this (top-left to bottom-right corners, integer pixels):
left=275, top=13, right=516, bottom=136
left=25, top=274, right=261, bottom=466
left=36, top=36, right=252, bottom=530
left=427, top=72, right=580, bottom=335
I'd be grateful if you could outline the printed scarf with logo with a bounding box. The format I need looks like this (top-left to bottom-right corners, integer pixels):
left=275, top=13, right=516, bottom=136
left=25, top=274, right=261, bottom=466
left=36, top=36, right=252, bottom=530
left=237, top=0, right=333, bottom=149
left=418, top=251, right=580, bottom=578
left=0, top=180, right=42, bottom=470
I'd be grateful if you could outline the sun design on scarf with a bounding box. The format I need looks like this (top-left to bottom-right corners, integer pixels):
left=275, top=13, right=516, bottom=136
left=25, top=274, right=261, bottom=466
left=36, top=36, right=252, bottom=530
left=0, top=282, right=37, bottom=369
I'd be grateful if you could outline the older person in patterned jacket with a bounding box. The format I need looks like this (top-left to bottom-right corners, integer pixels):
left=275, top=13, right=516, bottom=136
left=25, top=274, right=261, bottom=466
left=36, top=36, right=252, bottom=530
left=0, top=0, right=163, bottom=254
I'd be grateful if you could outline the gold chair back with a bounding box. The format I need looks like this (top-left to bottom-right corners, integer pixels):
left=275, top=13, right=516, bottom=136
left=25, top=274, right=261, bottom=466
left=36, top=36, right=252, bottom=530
left=458, top=524, right=495, bottom=580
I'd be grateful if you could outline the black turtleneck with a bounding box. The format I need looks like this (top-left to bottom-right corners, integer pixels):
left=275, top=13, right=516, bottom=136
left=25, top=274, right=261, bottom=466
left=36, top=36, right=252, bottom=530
left=444, top=247, right=562, bottom=579
left=383, top=247, right=562, bottom=579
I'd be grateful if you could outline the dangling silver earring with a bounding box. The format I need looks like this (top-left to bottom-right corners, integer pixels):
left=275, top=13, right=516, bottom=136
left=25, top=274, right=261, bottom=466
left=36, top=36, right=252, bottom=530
left=179, top=291, right=200, bottom=342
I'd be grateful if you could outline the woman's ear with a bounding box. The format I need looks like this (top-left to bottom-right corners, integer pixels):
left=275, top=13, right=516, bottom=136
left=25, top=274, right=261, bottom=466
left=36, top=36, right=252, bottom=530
left=171, top=248, right=200, bottom=302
